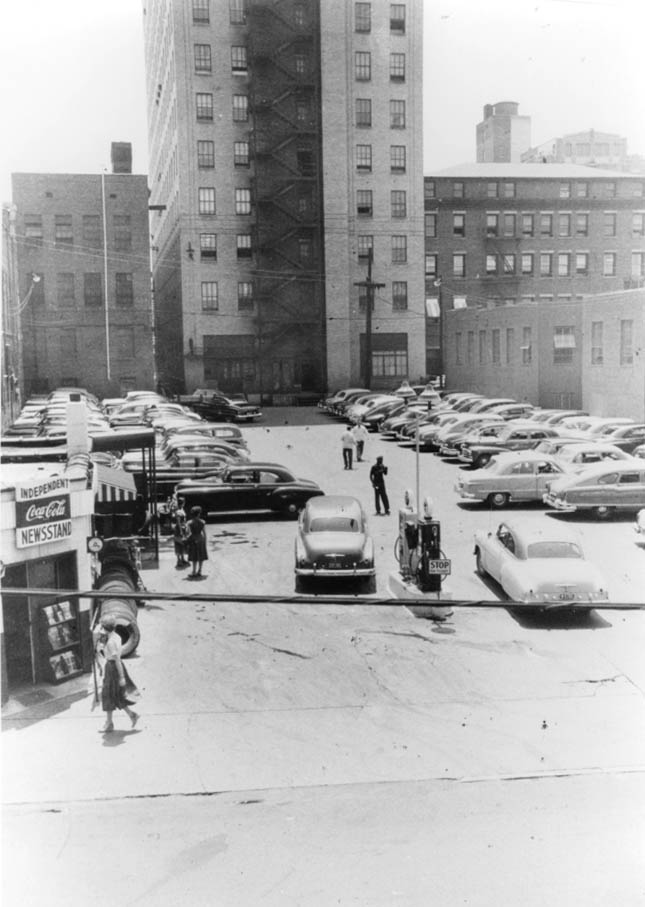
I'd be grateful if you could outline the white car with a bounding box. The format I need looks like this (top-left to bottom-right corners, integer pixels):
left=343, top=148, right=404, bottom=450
left=474, top=520, right=609, bottom=609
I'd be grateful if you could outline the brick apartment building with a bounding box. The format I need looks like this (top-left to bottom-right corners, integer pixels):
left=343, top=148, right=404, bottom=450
left=142, top=0, right=425, bottom=401
left=11, top=144, right=154, bottom=399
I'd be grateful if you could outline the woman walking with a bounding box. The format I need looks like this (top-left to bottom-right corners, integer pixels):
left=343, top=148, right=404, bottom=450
left=186, top=505, right=208, bottom=578
left=95, top=616, right=139, bottom=733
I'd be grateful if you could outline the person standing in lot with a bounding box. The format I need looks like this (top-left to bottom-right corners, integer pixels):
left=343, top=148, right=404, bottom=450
left=341, top=425, right=357, bottom=469
left=172, top=496, right=189, bottom=567
left=352, top=421, right=369, bottom=462
left=370, top=455, right=390, bottom=515
left=95, top=616, right=139, bottom=734
left=186, top=505, right=208, bottom=578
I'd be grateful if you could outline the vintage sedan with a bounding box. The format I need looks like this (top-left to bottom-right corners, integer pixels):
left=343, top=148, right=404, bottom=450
left=458, top=424, right=561, bottom=469
left=175, top=462, right=324, bottom=518
left=188, top=392, right=261, bottom=423
left=473, top=520, right=609, bottom=609
left=455, top=451, right=566, bottom=507
left=543, top=460, right=645, bottom=519
left=554, top=442, right=635, bottom=472
left=295, top=495, right=375, bottom=589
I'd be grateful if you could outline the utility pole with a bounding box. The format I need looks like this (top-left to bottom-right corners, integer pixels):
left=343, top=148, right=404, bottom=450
left=355, top=248, right=385, bottom=389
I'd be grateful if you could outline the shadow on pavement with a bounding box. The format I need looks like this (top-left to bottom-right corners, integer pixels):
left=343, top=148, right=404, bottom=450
left=2, top=689, right=90, bottom=731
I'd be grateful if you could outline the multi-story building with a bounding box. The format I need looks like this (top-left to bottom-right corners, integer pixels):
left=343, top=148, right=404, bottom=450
left=522, top=129, right=630, bottom=171
left=2, top=204, right=23, bottom=429
left=142, top=0, right=425, bottom=401
left=11, top=145, right=154, bottom=399
left=423, top=162, right=645, bottom=379
left=476, top=101, right=531, bottom=164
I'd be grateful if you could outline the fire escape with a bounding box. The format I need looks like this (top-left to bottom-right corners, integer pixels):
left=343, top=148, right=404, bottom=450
left=247, top=0, right=325, bottom=396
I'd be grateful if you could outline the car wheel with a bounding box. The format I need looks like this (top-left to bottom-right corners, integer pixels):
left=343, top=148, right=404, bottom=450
left=285, top=500, right=301, bottom=518
left=295, top=576, right=308, bottom=594
left=488, top=492, right=509, bottom=508
left=362, top=575, right=377, bottom=594
left=594, top=505, right=614, bottom=520
left=475, top=548, right=487, bottom=577
left=475, top=453, right=491, bottom=469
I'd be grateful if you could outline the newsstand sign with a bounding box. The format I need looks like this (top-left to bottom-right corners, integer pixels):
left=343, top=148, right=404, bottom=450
left=15, top=477, right=72, bottom=548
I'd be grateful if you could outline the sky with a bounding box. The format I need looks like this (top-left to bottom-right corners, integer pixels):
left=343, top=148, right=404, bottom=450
left=1, top=0, right=644, bottom=203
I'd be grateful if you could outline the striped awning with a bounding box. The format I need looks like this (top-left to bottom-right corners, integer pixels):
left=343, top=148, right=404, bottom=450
left=95, top=464, right=137, bottom=503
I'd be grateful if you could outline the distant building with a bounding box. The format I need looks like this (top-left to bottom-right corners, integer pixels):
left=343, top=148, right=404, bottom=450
left=476, top=102, right=531, bottom=164
left=12, top=144, right=154, bottom=399
left=423, top=162, right=645, bottom=379
left=141, top=0, right=425, bottom=400
left=522, top=129, right=630, bottom=170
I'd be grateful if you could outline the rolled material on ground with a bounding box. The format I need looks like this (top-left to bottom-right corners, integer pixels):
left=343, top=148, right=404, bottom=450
left=97, top=572, right=140, bottom=657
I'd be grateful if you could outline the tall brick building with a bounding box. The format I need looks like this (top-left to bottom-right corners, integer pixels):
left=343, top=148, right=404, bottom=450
left=12, top=145, right=154, bottom=398
left=142, top=0, right=425, bottom=400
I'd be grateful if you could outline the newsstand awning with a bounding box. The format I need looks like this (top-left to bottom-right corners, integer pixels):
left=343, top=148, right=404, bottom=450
left=95, top=464, right=137, bottom=503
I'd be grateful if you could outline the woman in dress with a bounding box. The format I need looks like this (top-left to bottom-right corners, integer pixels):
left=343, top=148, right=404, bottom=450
left=172, top=496, right=189, bottom=567
left=185, top=505, right=208, bottom=578
left=95, top=616, right=139, bottom=733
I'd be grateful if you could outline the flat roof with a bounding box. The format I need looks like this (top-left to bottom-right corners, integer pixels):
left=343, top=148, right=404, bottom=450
left=429, top=162, right=632, bottom=179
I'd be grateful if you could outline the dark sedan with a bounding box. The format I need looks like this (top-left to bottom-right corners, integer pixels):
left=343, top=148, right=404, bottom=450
left=187, top=392, right=262, bottom=423
left=175, top=462, right=324, bottom=517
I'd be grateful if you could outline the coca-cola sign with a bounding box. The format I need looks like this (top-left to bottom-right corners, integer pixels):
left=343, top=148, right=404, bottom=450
left=15, top=477, right=72, bottom=549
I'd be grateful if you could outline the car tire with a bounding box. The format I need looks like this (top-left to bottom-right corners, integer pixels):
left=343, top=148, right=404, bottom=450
left=475, top=453, right=491, bottom=469
left=488, top=492, right=509, bottom=508
left=284, top=500, right=301, bottom=518
left=295, top=576, right=309, bottom=594
left=594, top=505, right=614, bottom=520
left=362, top=575, right=377, bottom=594
left=475, top=548, right=487, bottom=577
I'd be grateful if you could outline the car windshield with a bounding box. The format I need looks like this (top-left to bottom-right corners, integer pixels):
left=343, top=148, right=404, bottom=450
left=526, top=541, right=583, bottom=559
left=309, top=517, right=360, bottom=533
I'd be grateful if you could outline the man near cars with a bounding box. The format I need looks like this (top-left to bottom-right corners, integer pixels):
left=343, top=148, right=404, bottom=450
left=341, top=425, right=356, bottom=469
left=370, top=456, right=390, bottom=515
left=351, top=421, right=369, bottom=462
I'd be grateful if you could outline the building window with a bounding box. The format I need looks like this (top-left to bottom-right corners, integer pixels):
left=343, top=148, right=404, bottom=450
left=539, top=252, right=553, bottom=276
left=84, top=273, right=103, bottom=307
left=294, top=52, right=307, bottom=75
left=201, top=281, right=218, bottom=310
left=372, top=349, right=408, bottom=377
left=452, top=181, right=464, bottom=199
left=521, top=213, right=534, bottom=236
left=391, top=235, right=407, bottom=263
left=200, top=233, right=217, bottom=260
left=294, top=3, right=306, bottom=26
left=425, top=213, right=437, bottom=238
left=487, top=182, right=498, bottom=198
left=503, top=253, right=515, bottom=274
left=391, top=190, right=407, bottom=218
left=358, top=235, right=373, bottom=261
left=603, top=212, right=617, bottom=236
left=559, top=183, right=571, bottom=199
left=540, top=213, right=553, bottom=236
left=425, top=254, right=437, bottom=277
left=358, top=285, right=371, bottom=312
left=355, top=51, right=371, bottom=81
left=591, top=321, right=603, bottom=365
left=235, top=188, right=252, bottom=215
left=491, top=329, right=501, bottom=363
left=485, top=254, right=497, bottom=275
left=390, top=100, right=406, bottom=128
left=553, top=326, right=575, bottom=364
left=557, top=253, right=571, bottom=277
left=237, top=234, right=252, bottom=258
left=295, top=98, right=309, bottom=122
left=356, top=144, right=372, bottom=171
left=54, top=215, right=73, bottom=246
left=486, top=213, right=498, bottom=236
left=193, top=0, right=210, bottom=23
left=229, top=0, right=247, bottom=24
left=453, top=253, right=466, bottom=277
left=232, top=94, right=248, bottom=121
left=390, top=3, right=405, bottom=33
left=390, top=53, right=405, bottom=81
left=632, top=213, right=645, bottom=235
left=478, top=330, right=486, bottom=365
left=620, top=319, right=633, bottom=364
left=234, top=141, right=249, bottom=167
left=503, top=182, right=515, bottom=198
left=506, top=328, right=514, bottom=364
left=298, top=237, right=312, bottom=263
left=603, top=182, right=617, bottom=199
left=521, top=253, right=534, bottom=275
left=632, top=252, right=645, bottom=278
left=231, top=46, right=247, bottom=74
left=82, top=215, right=102, bottom=245
left=198, top=187, right=216, bottom=215
left=297, top=148, right=314, bottom=176
left=194, top=44, right=212, bottom=72
left=355, top=2, right=371, bottom=31
left=197, top=140, right=215, bottom=168
left=196, top=93, right=213, bottom=120
left=356, top=98, right=372, bottom=127
left=425, top=180, right=435, bottom=199
left=392, top=281, right=408, bottom=310
left=238, top=281, right=253, bottom=312
left=575, top=213, right=589, bottom=236
left=24, top=214, right=43, bottom=245
left=558, top=213, right=571, bottom=237
left=115, top=273, right=134, bottom=307
left=503, top=213, right=516, bottom=236
left=113, top=215, right=132, bottom=251
left=575, top=252, right=589, bottom=275
left=603, top=252, right=617, bottom=276
left=390, top=145, right=406, bottom=172
left=634, top=183, right=645, bottom=198
left=357, top=190, right=373, bottom=216
left=522, top=326, right=532, bottom=365
left=576, top=182, right=589, bottom=198
left=57, top=273, right=75, bottom=306
left=453, top=213, right=465, bottom=236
